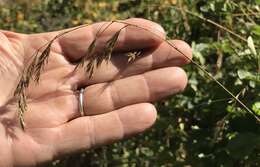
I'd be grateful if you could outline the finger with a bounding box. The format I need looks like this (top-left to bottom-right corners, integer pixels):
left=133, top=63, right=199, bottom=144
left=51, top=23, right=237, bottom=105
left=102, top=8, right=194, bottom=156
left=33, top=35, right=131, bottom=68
left=23, top=67, right=185, bottom=127
left=54, top=103, right=157, bottom=155
left=75, top=40, right=192, bottom=86
left=50, top=18, right=166, bottom=61
left=76, top=67, right=187, bottom=117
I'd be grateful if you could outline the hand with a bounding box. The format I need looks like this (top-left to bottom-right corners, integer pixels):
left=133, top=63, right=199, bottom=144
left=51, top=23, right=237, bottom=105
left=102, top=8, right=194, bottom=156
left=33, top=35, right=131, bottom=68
left=0, top=18, right=192, bottom=167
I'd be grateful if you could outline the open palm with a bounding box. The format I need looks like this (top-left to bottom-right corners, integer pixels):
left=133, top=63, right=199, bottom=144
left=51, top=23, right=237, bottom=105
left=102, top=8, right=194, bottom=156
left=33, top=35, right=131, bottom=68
left=0, top=18, right=192, bottom=167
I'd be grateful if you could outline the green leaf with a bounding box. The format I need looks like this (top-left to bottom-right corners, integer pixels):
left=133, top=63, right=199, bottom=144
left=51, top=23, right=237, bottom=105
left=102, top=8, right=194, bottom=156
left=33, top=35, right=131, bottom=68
left=256, top=0, right=260, bottom=5
left=192, top=42, right=208, bottom=65
left=237, top=70, right=260, bottom=83
left=247, top=36, right=257, bottom=56
left=237, top=70, right=251, bottom=79
left=252, top=25, right=260, bottom=36
left=252, top=102, right=260, bottom=116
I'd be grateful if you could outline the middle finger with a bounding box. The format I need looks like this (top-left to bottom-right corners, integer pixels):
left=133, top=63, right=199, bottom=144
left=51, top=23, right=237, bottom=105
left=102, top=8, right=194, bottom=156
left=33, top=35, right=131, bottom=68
left=74, top=40, right=192, bottom=87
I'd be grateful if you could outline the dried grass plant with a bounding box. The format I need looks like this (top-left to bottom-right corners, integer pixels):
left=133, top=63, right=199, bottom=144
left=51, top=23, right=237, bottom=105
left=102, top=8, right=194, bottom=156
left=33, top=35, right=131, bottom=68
left=14, top=20, right=260, bottom=130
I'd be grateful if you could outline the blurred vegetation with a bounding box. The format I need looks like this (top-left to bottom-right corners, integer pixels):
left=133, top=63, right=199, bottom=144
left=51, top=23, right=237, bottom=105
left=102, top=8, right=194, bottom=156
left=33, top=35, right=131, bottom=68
left=1, top=0, right=260, bottom=166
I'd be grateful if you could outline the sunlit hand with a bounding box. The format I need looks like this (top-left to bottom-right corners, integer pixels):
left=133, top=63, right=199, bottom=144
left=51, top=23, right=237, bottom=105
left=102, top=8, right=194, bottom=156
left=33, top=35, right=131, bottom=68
left=0, top=18, right=192, bottom=167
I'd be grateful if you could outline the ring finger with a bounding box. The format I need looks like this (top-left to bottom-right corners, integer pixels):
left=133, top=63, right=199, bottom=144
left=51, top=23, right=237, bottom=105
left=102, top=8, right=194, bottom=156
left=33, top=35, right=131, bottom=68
left=73, top=66, right=187, bottom=117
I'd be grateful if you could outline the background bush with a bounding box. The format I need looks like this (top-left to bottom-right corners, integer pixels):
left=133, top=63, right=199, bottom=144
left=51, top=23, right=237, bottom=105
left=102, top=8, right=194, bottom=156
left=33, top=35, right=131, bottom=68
left=0, top=0, right=260, bottom=166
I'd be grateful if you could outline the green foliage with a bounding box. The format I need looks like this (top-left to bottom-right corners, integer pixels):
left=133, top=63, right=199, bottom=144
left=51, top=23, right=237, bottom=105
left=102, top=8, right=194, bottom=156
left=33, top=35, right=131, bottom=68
left=1, top=0, right=259, bottom=166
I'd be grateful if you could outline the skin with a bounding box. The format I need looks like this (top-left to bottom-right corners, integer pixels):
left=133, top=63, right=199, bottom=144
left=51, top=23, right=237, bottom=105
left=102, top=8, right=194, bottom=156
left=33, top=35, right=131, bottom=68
left=0, top=18, right=192, bottom=167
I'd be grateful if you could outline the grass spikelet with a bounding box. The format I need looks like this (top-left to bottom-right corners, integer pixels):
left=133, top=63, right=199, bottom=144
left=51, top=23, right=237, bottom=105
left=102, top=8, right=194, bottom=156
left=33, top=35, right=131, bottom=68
left=14, top=73, right=28, bottom=129
left=34, top=42, right=52, bottom=83
left=14, top=41, right=53, bottom=129
left=100, top=30, right=121, bottom=63
left=75, top=26, right=126, bottom=78
left=86, top=59, right=96, bottom=78
left=17, top=88, right=26, bottom=129
left=127, top=51, right=142, bottom=62
left=76, top=38, right=97, bottom=70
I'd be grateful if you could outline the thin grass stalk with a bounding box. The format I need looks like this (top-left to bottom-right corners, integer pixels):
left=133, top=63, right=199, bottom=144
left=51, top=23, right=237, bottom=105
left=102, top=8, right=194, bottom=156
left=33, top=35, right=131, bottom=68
left=15, top=19, right=260, bottom=129
left=172, top=7, right=248, bottom=43
left=114, top=20, right=260, bottom=122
